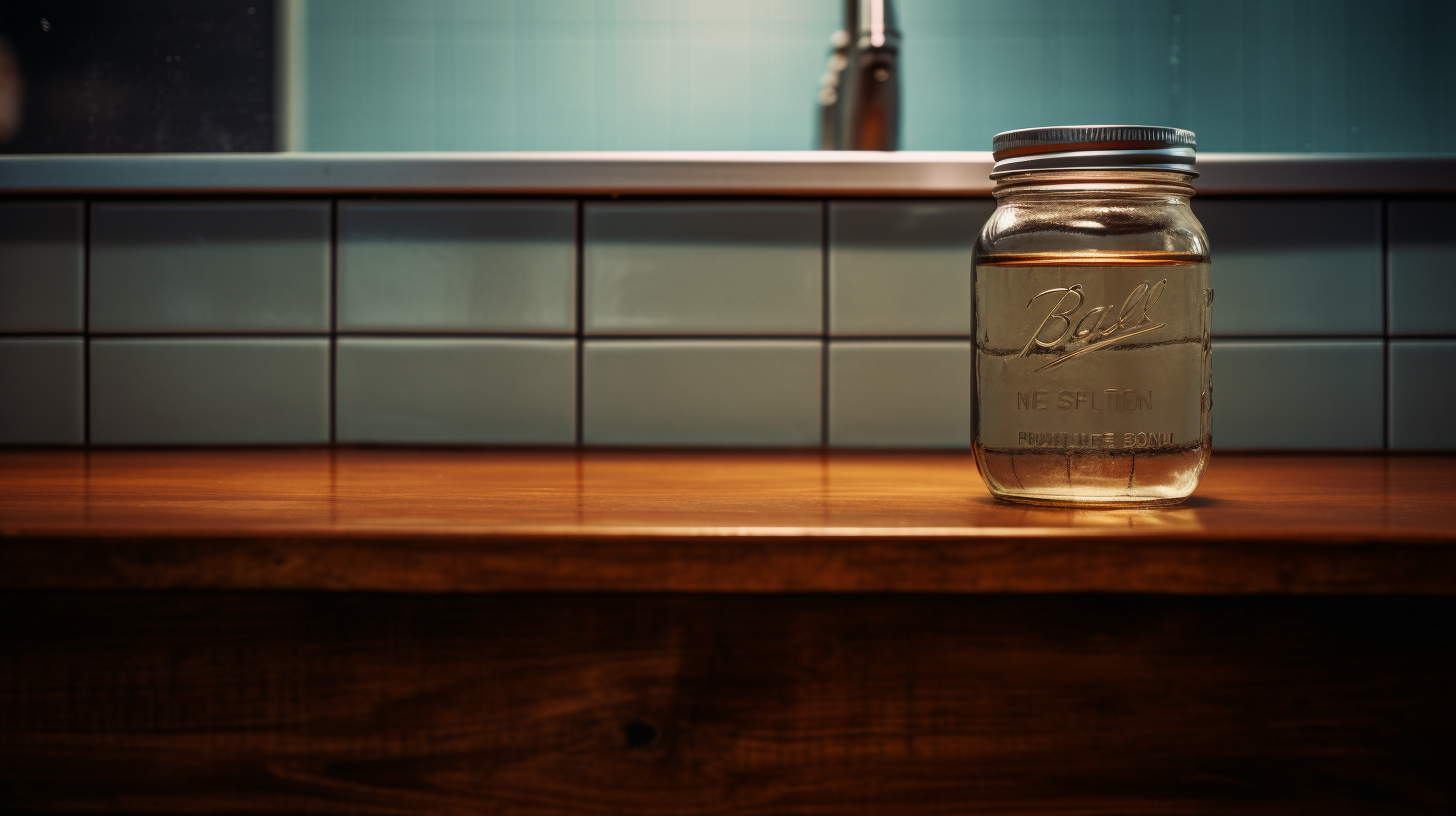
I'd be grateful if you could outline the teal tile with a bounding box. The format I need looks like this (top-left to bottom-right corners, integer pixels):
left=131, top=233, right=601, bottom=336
left=91, top=339, right=330, bottom=444
left=1389, top=201, right=1456, bottom=336
left=829, top=341, right=970, bottom=448
left=1389, top=342, right=1456, bottom=450
left=1195, top=200, right=1382, bottom=336
left=336, top=338, right=575, bottom=444
left=583, top=340, right=820, bottom=445
left=0, top=202, right=84, bottom=333
left=829, top=201, right=988, bottom=336
left=339, top=201, right=576, bottom=333
left=585, top=203, right=821, bottom=335
left=0, top=338, right=84, bottom=444
left=1212, top=341, right=1383, bottom=449
left=91, top=202, right=331, bottom=333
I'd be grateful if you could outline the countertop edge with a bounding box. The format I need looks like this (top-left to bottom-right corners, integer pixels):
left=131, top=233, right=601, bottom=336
left=3, top=531, right=1453, bottom=595
left=2, top=152, right=1454, bottom=196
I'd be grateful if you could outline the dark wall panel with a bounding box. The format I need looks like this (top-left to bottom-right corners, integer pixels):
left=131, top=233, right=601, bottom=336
left=0, top=0, right=274, bottom=153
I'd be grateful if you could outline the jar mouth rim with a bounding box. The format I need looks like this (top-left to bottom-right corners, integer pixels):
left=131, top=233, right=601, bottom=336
left=991, top=168, right=1197, bottom=192
left=990, top=147, right=1198, bottom=179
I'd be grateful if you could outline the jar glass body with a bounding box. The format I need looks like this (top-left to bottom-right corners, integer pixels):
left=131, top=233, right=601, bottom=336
left=972, top=170, right=1212, bottom=506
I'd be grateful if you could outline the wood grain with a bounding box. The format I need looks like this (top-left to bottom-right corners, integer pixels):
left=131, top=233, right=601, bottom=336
left=1, top=450, right=1454, bottom=593
left=2, top=592, right=1452, bottom=815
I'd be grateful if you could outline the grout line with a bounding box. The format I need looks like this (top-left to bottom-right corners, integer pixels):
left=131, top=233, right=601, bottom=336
left=579, top=334, right=826, bottom=342
left=1386, top=340, right=1394, bottom=452
left=820, top=200, right=830, bottom=448
left=575, top=200, right=585, bottom=446
left=82, top=199, right=91, bottom=446
left=0, top=331, right=96, bottom=338
left=1211, top=335, right=1393, bottom=343
left=329, top=199, right=338, bottom=445
left=1381, top=198, right=1390, bottom=450
left=57, top=332, right=1447, bottom=343
left=84, top=333, right=336, bottom=340
left=328, top=331, right=578, bottom=339
left=827, top=335, right=978, bottom=343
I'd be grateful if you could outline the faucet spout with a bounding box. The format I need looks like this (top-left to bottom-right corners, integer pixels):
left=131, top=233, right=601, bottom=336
left=816, top=0, right=900, bottom=151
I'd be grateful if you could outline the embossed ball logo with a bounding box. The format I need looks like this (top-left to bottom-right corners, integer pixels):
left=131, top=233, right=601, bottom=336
left=1019, top=279, right=1168, bottom=371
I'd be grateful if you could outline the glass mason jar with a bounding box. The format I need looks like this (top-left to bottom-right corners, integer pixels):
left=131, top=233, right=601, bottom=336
left=972, top=126, right=1212, bottom=507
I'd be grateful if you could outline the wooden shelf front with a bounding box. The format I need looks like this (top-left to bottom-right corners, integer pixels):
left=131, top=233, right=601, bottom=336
left=3, top=450, right=1453, bottom=594
left=5, top=449, right=1456, bottom=813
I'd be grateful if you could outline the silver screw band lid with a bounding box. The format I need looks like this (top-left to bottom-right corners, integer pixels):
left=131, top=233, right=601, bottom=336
left=990, top=125, right=1197, bottom=178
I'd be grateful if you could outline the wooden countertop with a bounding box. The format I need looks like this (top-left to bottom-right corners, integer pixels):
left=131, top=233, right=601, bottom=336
left=1, top=450, right=1453, bottom=594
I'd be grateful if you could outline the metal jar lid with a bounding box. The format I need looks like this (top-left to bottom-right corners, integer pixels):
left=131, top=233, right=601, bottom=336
left=990, top=125, right=1196, bottom=178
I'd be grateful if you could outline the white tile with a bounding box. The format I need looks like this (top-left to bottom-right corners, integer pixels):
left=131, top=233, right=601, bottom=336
left=585, top=202, right=821, bottom=335
left=830, top=200, right=988, bottom=336
left=339, top=201, right=576, bottom=333
left=583, top=340, right=821, bottom=445
left=0, top=338, right=84, bottom=444
left=1389, top=341, right=1456, bottom=450
left=0, top=202, right=84, bottom=333
left=1212, top=341, right=1383, bottom=449
left=336, top=338, right=576, bottom=443
left=1195, top=199, right=1382, bottom=336
left=91, top=339, right=330, bottom=444
left=1389, top=201, right=1456, bottom=336
left=829, top=341, right=971, bottom=448
left=91, top=202, right=331, bottom=333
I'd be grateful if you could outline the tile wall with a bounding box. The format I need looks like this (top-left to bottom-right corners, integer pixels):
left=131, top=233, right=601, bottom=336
left=301, top=0, right=1456, bottom=153
left=2, top=197, right=1452, bottom=449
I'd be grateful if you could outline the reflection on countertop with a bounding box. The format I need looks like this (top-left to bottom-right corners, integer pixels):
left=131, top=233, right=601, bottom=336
left=2, top=449, right=1453, bottom=594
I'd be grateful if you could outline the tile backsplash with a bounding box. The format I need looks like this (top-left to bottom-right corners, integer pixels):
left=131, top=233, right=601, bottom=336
left=1388, top=342, right=1456, bottom=451
left=0, top=337, right=84, bottom=445
left=583, top=340, right=821, bottom=446
left=89, top=339, right=331, bottom=445
left=1, top=196, right=1452, bottom=449
left=829, top=201, right=987, bottom=337
left=1211, top=341, right=1385, bottom=449
left=828, top=341, right=971, bottom=448
left=336, top=337, right=576, bottom=444
left=1388, top=201, right=1456, bottom=337
left=0, top=202, right=84, bottom=333
left=338, top=201, right=576, bottom=333
left=90, top=202, right=332, bottom=334
left=584, top=202, right=822, bottom=336
left=1194, top=200, right=1384, bottom=337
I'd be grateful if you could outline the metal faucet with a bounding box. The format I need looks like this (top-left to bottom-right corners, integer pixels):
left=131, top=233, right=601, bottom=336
left=816, top=0, right=901, bottom=151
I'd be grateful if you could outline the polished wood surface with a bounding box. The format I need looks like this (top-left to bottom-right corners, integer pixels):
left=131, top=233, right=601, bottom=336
left=4, top=592, right=1453, bottom=815
left=1, top=450, right=1454, bottom=593
left=5, top=451, right=1456, bottom=813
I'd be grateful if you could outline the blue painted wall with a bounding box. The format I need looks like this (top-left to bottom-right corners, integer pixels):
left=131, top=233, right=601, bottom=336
left=301, top=0, right=1456, bottom=152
